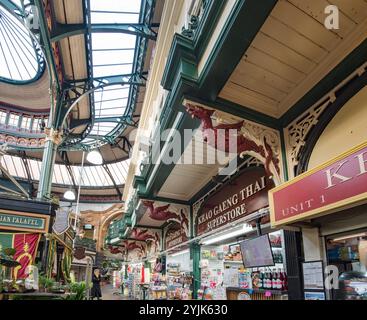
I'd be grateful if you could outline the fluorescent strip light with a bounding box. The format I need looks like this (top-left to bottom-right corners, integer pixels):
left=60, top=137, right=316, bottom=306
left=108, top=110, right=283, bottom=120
left=110, top=237, right=120, bottom=244
left=170, top=249, right=189, bottom=257
left=202, top=224, right=253, bottom=245
left=333, top=232, right=367, bottom=242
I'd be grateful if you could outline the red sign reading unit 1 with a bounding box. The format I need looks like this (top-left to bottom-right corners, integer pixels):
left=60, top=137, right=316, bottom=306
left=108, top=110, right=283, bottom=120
left=269, top=142, right=367, bottom=226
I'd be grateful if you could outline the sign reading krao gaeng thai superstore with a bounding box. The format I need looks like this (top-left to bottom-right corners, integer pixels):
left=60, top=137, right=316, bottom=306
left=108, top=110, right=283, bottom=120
left=197, top=167, right=274, bottom=235
left=269, top=142, right=367, bottom=227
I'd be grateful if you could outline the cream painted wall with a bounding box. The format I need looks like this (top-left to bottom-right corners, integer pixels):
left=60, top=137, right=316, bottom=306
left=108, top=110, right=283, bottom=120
left=302, top=228, right=322, bottom=262
left=198, top=0, right=236, bottom=75
left=308, top=86, right=367, bottom=169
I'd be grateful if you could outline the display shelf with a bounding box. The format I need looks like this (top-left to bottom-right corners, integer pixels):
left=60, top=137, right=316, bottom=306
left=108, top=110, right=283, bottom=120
left=225, top=287, right=288, bottom=295
left=223, top=260, right=244, bottom=264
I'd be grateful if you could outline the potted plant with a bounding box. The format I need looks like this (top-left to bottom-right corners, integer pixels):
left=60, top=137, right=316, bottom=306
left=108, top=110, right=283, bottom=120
left=44, top=278, right=55, bottom=293
left=38, top=275, right=47, bottom=292
left=63, top=281, right=87, bottom=300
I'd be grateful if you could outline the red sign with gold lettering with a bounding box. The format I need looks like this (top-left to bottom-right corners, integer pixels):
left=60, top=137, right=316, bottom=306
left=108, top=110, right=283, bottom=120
left=269, top=142, right=367, bottom=226
left=197, top=167, right=274, bottom=236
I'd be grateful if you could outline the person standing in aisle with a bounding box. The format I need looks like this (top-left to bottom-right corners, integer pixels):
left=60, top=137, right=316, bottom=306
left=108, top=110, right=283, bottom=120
left=91, top=268, right=102, bottom=300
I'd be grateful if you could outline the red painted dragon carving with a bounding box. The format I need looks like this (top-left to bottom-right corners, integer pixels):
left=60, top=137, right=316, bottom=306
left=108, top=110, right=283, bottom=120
left=185, top=103, right=280, bottom=181
left=108, top=241, right=145, bottom=256
left=142, top=200, right=189, bottom=236
left=130, top=229, right=160, bottom=252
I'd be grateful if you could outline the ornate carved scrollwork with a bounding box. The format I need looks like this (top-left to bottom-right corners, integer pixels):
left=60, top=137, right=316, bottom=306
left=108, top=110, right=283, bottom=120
left=285, top=99, right=331, bottom=178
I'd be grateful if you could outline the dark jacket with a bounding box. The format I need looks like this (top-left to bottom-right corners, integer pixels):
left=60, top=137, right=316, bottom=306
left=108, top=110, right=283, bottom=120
left=91, top=274, right=102, bottom=298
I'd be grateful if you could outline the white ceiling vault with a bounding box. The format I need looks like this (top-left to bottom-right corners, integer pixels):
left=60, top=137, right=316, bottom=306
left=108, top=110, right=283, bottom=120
left=219, top=0, right=367, bottom=118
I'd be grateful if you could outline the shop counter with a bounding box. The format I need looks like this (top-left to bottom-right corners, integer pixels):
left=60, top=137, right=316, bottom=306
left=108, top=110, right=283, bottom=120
left=226, top=287, right=288, bottom=300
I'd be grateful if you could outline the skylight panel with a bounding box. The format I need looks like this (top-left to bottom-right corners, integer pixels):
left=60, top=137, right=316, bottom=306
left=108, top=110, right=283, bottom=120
left=0, top=5, right=43, bottom=83
left=1, top=155, right=130, bottom=187
left=27, top=159, right=40, bottom=180
left=90, top=122, right=117, bottom=136
left=97, top=107, right=127, bottom=117
left=91, top=12, right=140, bottom=24
left=90, top=0, right=141, bottom=24
left=93, top=50, right=135, bottom=66
left=90, top=0, right=141, bottom=13
left=93, top=64, right=133, bottom=78
left=95, top=99, right=128, bottom=111
left=92, top=33, right=136, bottom=50
left=94, top=86, right=130, bottom=101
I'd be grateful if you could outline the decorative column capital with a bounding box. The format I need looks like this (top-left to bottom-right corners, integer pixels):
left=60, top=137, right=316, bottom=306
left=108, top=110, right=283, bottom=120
left=44, top=128, right=63, bottom=145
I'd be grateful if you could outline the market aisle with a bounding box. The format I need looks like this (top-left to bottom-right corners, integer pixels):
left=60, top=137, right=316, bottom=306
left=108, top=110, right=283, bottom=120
left=100, top=284, right=129, bottom=300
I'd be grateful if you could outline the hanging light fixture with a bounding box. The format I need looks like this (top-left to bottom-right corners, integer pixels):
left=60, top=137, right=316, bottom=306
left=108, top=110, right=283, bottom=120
left=63, top=189, right=76, bottom=201
left=86, top=150, right=103, bottom=165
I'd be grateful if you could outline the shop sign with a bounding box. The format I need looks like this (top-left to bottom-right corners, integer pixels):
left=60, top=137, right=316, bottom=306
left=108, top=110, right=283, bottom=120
left=165, top=224, right=188, bottom=250
left=269, top=142, right=367, bottom=226
left=0, top=210, right=49, bottom=233
left=197, top=167, right=274, bottom=235
left=52, top=208, right=70, bottom=235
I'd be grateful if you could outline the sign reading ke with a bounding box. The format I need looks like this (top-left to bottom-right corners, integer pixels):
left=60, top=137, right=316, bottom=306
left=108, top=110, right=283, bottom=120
left=0, top=210, right=49, bottom=233
left=197, top=166, right=274, bottom=235
left=269, top=142, right=367, bottom=227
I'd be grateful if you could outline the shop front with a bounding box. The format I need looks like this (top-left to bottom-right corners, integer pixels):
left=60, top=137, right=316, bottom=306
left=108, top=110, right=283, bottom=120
left=0, top=196, right=54, bottom=294
left=162, top=222, right=193, bottom=300
left=0, top=197, right=77, bottom=298
left=194, top=165, right=290, bottom=300
left=270, top=141, right=367, bottom=300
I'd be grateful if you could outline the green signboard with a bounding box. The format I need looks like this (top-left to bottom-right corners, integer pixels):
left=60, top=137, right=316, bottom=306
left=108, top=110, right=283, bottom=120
left=0, top=212, right=46, bottom=231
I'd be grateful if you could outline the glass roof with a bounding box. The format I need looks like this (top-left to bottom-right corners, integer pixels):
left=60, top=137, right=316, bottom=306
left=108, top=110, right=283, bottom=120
left=82, top=0, right=142, bottom=145
left=0, top=154, right=130, bottom=187
left=0, top=2, right=45, bottom=83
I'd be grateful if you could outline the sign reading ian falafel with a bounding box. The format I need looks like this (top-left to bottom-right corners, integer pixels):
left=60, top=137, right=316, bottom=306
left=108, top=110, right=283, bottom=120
left=269, top=141, right=367, bottom=227
left=196, top=167, right=274, bottom=236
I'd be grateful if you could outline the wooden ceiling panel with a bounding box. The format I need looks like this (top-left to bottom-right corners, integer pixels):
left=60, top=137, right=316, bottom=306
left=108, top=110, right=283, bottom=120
left=69, top=35, right=87, bottom=79
left=53, top=0, right=84, bottom=24
left=271, top=0, right=342, bottom=50
left=261, top=16, right=329, bottom=64
left=220, top=83, right=279, bottom=117
left=330, top=0, right=367, bottom=24
left=252, top=32, right=317, bottom=74
left=219, top=0, right=367, bottom=118
left=288, top=0, right=357, bottom=38
left=245, top=46, right=307, bottom=84
left=232, top=60, right=297, bottom=93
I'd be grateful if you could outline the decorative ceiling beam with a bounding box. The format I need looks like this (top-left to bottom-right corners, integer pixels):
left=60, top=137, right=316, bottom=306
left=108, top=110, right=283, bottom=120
left=34, top=0, right=61, bottom=92
left=50, top=23, right=157, bottom=42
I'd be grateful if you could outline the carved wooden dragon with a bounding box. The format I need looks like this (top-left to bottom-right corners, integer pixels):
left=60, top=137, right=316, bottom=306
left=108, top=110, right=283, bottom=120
left=185, top=103, right=280, bottom=180
left=142, top=200, right=189, bottom=236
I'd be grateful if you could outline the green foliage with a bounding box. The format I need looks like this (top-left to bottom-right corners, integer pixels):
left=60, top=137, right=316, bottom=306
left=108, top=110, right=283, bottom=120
left=38, top=274, right=55, bottom=291
left=3, top=248, right=16, bottom=256
left=63, top=281, right=87, bottom=300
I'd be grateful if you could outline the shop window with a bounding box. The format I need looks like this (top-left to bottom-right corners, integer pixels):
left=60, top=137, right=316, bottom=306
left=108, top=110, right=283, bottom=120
left=32, top=118, right=41, bottom=131
left=326, top=230, right=367, bottom=300
left=0, top=111, right=7, bottom=124
left=21, top=116, right=31, bottom=130
left=8, top=113, right=19, bottom=127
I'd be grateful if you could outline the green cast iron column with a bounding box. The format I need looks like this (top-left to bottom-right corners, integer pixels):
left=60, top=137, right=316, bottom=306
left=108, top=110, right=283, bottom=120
left=190, top=241, right=201, bottom=299
left=37, top=130, right=61, bottom=200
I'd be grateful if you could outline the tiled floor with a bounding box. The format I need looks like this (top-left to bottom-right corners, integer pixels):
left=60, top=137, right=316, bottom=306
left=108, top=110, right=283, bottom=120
left=98, top=284, right=129, bottom=300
